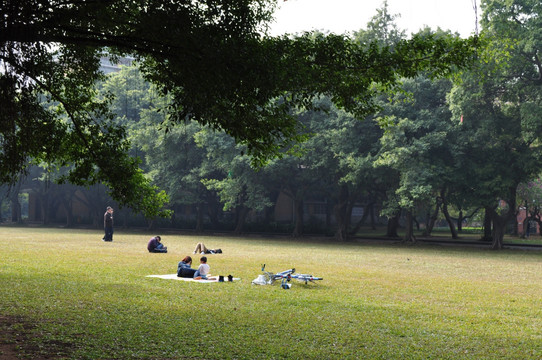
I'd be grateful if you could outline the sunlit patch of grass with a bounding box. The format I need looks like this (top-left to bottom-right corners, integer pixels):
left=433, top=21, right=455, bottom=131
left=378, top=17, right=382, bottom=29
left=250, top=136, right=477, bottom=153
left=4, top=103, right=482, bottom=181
left=1, top=226, right=542, bottom=359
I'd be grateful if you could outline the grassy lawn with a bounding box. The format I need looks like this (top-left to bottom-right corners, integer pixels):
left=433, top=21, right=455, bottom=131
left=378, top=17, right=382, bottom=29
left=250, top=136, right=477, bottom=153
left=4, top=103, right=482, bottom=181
left=1, top=226, right=542, bottom=359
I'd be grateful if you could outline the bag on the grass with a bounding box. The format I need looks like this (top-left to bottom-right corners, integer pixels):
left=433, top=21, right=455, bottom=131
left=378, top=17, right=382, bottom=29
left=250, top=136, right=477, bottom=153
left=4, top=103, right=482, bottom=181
left=251, top=274, right=271, bottom=285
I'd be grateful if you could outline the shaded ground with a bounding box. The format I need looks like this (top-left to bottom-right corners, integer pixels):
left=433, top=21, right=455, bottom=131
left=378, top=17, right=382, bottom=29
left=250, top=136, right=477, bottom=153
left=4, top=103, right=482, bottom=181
left=351, top=232, right=542, bottom=250
left=0, top=315, right=74, bottom=360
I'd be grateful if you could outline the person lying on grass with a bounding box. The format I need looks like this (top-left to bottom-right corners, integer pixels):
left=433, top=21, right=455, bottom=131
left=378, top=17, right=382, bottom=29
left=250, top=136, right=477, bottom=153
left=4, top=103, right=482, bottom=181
left=193, top=242, right=222, bottom=254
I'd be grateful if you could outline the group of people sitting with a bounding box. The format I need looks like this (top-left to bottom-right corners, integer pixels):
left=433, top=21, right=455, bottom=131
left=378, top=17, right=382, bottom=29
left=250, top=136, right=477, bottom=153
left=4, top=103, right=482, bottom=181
left=146, top=237, right=221, bottom=280
left=177, top=255, right=214, bottom=280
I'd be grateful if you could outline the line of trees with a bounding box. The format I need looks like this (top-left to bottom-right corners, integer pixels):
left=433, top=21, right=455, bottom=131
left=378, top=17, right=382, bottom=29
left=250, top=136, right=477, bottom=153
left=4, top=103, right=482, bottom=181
left=2, top=1, right=542, bottom=250
left=0, top=0, right=478, bottom=216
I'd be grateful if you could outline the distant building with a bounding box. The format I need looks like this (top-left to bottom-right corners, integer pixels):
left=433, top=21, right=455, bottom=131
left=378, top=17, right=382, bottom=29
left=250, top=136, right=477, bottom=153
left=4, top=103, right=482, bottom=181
left=99, top=56, right=134, bottom=74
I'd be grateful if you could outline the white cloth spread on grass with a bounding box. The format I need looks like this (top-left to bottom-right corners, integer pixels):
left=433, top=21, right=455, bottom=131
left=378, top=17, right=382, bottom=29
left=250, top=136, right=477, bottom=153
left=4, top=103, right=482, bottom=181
left=146, top=274, right=240, bottom=283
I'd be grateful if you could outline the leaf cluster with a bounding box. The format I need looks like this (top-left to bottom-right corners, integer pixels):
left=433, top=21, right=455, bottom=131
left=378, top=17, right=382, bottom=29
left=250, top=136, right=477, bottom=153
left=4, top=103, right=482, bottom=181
left=1, top=0, right=479, bottom=215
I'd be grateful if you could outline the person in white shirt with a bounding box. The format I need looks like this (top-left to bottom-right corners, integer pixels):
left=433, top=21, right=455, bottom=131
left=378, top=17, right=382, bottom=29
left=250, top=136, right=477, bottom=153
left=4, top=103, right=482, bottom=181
left=194, top=256, right=212, bottom=280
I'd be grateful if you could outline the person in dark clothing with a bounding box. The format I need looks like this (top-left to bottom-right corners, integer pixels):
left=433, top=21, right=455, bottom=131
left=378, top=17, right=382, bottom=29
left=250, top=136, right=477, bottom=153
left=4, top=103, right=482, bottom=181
left=147, top=235, right=167, bottom=253
left=177, top=256, right=197, bottom=278
left=103, top=206, right=114, bottom=242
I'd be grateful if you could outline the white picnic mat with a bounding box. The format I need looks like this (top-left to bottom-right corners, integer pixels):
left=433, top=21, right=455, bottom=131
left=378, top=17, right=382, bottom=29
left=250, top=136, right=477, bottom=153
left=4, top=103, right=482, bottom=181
left=146, top=274, right=240, bottom=283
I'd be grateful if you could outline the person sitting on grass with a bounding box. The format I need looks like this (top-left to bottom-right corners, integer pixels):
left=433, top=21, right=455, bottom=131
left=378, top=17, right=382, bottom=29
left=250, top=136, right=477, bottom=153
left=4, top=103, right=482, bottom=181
left=147, top=235, right=167, bottom=253
left=177, top=256, right=197, bottom=278
left=193, top=242, right=222, bottom=254
left=194, top=256, right=215, bottom=280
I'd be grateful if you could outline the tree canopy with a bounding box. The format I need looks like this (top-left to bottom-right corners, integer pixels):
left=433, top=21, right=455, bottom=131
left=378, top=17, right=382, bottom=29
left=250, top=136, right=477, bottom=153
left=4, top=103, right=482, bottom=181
left=442, top=0, right=542, bottom=248
left=1, top=0, right=478, bottom=215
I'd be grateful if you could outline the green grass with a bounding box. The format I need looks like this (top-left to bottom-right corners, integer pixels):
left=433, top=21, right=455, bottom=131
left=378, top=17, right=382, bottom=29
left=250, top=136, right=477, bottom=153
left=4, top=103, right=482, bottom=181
left=1, top=227, right=542, bottom=359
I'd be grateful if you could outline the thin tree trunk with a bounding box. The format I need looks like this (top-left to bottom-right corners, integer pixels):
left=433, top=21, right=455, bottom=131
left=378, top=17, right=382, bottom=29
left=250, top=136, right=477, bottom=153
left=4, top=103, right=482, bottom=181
left=423, top=200, right=440, bottom=236
left=403, top=210, right=416, bottom=243
left=195, top=204, right=204, bottom=232
left=234, top=206, right=249, bottom=234
left=520, top=202, right=530, bottom=238
left=441, top=202, right=458, bottom=239
left=349, top=202, right=374, bottom=235
left=369, top=203, right=376, bottom=230
left=206, top=197, right=220, bottom=230
left=10, top=192, right=21, bottom=223
left=333, top=207, right=347, bottom=241
left=292, top=198, right=304, bottom=237
left=482, top=207, right=492, bottom=242
left=386, top=211, right=400, bottom=238
left=491, top=216, right=506, bottom=250
left=490, top=208, right=513, bottom=250
left=60, top=195, right=74, bottom=227
left=333, top=185, right=349, bottom=241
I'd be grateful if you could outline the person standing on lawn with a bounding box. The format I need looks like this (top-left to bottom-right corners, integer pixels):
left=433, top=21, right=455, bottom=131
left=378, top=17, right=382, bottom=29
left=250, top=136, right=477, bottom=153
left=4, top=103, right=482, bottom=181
left=103, top=206, right=114, bottom=242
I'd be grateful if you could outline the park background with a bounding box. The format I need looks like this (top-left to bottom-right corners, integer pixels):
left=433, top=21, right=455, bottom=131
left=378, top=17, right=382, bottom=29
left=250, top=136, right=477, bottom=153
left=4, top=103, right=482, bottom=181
left=2, top=0, right=542, bottom=358
left=2, top=1, right=542, bottom=249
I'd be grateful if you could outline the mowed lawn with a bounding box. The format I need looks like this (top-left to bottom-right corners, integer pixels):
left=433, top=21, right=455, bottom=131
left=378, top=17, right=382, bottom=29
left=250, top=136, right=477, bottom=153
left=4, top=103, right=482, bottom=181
left=1, top=227, right=542, bottom=359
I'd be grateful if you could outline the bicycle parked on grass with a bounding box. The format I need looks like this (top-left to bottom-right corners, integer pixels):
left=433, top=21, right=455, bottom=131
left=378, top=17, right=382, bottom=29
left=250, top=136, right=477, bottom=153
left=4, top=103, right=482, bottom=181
left=253, top=264, right=323, bottom=289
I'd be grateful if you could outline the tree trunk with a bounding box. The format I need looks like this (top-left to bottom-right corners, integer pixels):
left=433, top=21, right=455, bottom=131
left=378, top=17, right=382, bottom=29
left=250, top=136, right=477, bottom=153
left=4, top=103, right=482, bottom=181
left=66, top=208, right=74, bottom=227
left=333, top=185, right=349, bottom=241
left=489, top=192, right=517, bottom=250
left=490, top=208, right=513, bottom=250
left=349, top=202, right=374, bottom=235
left=10, top=192, right=21, bottom=223
left=441, top=202, right=458, bottom=239
left=234, top=206, right=249, bottom=234
left=457, top=210, right=463, bottom=232
left=369, top=203, right=376, bottom=230
left=423, top=200, right=440, bottom=236
left=522, top=218, right=528, bottom=238
left=195, top=204, right=204, bottom=233
left=206, top=194, right=220, bottom=230
left=333, top=207, right=347, bottom=241
left=60, top=195, right=74, bottom=227
left=533, top=218, right=542, bottom=237
left=491, top=216, right=506, bottom=250
left=41, top=192, right=51, bottom=225
left=482, top=207, right=492, bottom=242
left=522, top=206, right=529, bottom=239
left=386, top=211, right=400, bottom=238
left=292, top=198, right=304, bottom=237
left=403, top=210, right=416, bottom=243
